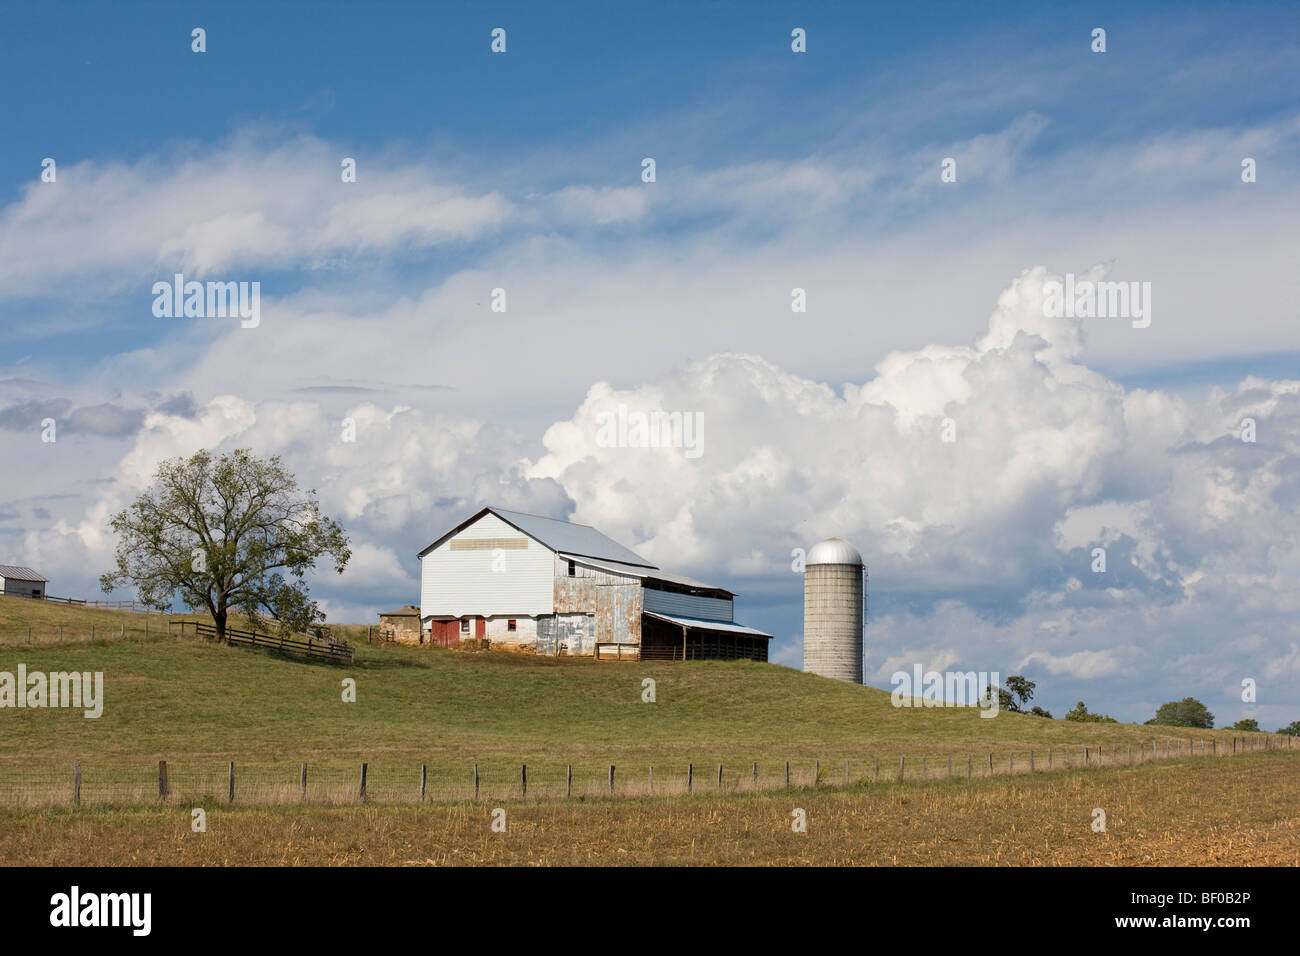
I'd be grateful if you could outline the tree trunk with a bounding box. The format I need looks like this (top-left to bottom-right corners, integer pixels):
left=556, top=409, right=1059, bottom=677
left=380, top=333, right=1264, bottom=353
left=215, top=607, right=228, bottom=644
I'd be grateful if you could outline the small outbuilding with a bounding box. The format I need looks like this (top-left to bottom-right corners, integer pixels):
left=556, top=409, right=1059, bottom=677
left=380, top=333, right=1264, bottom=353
left=0, top=565, right=46, bottom=599
left=377, top=605, right=423, bottom=645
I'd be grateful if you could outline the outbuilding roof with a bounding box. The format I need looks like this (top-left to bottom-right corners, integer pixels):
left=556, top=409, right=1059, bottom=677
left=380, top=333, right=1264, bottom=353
left=0, top=565, right=46, bottom=581
left=643, top=611, right=773, bottom=639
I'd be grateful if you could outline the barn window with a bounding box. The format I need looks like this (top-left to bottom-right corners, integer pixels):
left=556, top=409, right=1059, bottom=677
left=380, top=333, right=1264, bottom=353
left=508, top=619, right=517, bottom=632
left=460, top=619, right=470, bottom=634
left=567, top=560, right=576, bottom=576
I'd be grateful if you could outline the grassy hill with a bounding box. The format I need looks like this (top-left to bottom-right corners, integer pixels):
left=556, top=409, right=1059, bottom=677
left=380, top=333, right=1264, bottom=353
left=0, top=596, right=1277, bottom=806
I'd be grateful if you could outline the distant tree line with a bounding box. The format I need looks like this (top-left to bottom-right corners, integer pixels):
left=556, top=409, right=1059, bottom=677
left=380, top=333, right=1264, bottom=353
left=985, top=677, right=1298, bottom=734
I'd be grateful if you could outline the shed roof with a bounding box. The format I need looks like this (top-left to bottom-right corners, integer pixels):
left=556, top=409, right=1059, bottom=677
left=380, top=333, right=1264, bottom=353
left=643, top=611, right=773, bottom=639
left=0, top=565, right=46, bottom=581
left=379, top=605, right=421, bottom=617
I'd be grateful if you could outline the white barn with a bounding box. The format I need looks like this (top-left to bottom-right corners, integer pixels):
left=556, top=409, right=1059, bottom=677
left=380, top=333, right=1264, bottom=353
left=0, top=565, right=46, bottom=599
left=418, top=507, right=772, bottom=661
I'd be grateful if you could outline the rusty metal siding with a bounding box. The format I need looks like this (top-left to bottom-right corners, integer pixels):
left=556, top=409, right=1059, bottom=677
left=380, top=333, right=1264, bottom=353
left=554, top=554, right=639, bottom=614
left=595, top=583, right=642, bottom=644
left=537, top=613, right=595, bottom=656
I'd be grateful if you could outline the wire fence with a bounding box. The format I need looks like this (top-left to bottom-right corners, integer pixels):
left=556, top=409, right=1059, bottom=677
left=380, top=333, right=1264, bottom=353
left=0, top=620, right=174, bottom=647
left=0, top=732, right=1290, bottom=809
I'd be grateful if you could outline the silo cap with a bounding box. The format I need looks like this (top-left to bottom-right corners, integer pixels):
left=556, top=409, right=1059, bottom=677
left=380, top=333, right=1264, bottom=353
left=807, top=537, right=863, bottom=566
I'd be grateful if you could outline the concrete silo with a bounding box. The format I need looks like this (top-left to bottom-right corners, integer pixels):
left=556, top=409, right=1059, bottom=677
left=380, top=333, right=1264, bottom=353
left=803, top=538, right=865, bottom=683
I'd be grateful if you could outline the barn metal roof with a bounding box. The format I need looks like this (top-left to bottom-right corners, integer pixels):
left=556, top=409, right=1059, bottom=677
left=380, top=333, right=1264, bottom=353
left=492, top=509, right=655, bottom=566
left=643, top=611, right=773, bottom=639
left=563, top=554, right=735, bottom=598
left=419, top=506, right=655, bottom=567
left=0, top=565, right=46, bottom=581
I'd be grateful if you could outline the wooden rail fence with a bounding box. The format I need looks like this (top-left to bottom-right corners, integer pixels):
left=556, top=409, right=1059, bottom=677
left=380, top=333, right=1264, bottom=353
left=188, top=621, right=354, bottom=664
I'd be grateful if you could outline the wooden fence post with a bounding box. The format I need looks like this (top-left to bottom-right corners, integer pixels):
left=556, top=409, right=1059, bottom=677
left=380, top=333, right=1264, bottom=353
left=922, top=756, right=927, bottom=778
left=966, top=755, right=972, bottom=779
left=947, top=755, right=952, bottom=779
left=814, top=760, right=819, bottom=785
left=688, top=763, right=693, bottom=794
left=300, top=763, right=307, bottom=800
left=1029, top=750, right=1034, bottom=772
left=845, top=760, right=850, bottom=785
left=158, top=760, right=168, bottom=801
left=717, top=763, right=722, bottom=789
left=875, top=757, right=880, bottom=782
left=474, top=764, right=480, bottom=800
left=609, top=765, right=615, bottom=794
left=785, top=761, right=790, bottom=788
left=228, top=761, right=234, bottom=803
left=566, top=764, right=572, bottom=798
left=987, top=753, right=992, bottom=776
left=1009, top=752, right=1014, bottom=773
left=360, top=763, right=367, bottom=803
left=74, top=762, right=81, bottom=807
left=648, top=765, right=653, bottom=794
left=522, top=764, right=528, bottom=798
left=420, top=764, right=427, bottom=802
left=899, top=756, right=905, bottom=781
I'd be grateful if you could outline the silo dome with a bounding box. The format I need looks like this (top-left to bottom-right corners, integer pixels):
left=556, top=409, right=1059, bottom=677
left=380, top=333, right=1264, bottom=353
left=807, top=537, right=863, bottom=567
left=803, top=537, right=865, bottom=684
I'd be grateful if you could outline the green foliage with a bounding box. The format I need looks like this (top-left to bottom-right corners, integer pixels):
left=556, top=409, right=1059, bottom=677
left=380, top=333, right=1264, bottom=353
left=1150, top=698, right=1215, bottom=729
left=1230, top=718, right=1260, bottom=732
left=1277, top=720, right=1300, bottom=737
left=1065, top=700, right=1118, bottom=723
left=1029, top=706, right=1053, bottom=718
left=99, top=449, right=350, bottom=640
left=1005, top=675, right=1036, bottom=712
left=985, top=675, right=1036, bottom=713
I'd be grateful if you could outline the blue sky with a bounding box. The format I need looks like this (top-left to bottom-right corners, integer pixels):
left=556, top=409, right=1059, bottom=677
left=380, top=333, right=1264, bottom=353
left=1, top=1, right=1298, bottom=726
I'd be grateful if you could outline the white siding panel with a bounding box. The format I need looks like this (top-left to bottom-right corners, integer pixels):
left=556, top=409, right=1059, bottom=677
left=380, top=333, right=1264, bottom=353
left=642, top=587, right=733, bottom=622
left=421, top=513, right=555, bottom=619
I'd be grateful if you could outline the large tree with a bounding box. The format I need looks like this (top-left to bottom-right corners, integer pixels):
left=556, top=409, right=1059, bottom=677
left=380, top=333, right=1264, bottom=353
left=100, top=449, right=350, bottom=642
left=1147, top=697, right=1215, bottom=729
